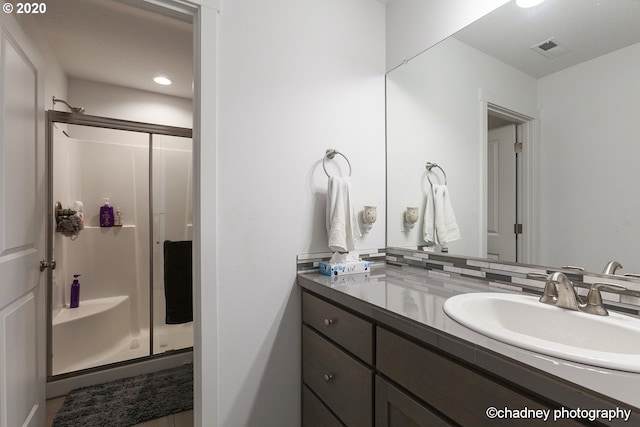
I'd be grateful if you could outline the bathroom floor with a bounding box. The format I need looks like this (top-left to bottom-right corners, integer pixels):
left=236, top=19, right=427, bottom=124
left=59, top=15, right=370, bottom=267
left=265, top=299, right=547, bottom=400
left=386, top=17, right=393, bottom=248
left=46, top=396, right=194, bottom=427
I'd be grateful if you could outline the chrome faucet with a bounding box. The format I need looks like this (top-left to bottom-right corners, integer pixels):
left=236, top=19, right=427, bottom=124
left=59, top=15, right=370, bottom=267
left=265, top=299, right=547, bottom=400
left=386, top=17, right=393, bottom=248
left=602, top=260, right=623, bottom=275
left=539, top=272, right=626, bottom=316
left=540, top=272, right=581, bottom=310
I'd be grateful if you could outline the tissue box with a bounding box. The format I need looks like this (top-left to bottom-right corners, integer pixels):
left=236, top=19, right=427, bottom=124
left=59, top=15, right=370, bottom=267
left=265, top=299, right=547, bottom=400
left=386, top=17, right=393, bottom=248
left=319, top=260, right=371, bottom=276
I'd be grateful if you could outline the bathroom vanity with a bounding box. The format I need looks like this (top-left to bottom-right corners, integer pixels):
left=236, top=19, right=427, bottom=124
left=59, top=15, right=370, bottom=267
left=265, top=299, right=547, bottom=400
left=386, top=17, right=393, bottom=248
left=298, top=263, right=640, bottom=427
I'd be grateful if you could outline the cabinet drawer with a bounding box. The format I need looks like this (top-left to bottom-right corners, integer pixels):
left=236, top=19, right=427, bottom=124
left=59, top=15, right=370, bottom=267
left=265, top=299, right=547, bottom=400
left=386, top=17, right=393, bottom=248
left=302, top=291, right=373, bottom=364
left=302, top=385, right=343, bottom=427
left=303, top=326, right=373, bottom=427
left=377, top=327, right=583, bottom=427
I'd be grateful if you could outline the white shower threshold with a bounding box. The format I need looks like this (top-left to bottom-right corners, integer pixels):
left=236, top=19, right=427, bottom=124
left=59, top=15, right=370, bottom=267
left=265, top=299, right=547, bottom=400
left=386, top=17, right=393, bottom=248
left=47, top=349, right=193, bottom=399
left=52, top=322, right=194, bottom=377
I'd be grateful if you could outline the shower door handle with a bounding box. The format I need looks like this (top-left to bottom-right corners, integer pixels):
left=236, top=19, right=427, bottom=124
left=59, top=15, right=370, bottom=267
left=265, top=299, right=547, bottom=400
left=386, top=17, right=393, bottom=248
left=40, top=259, right=57, bottom=272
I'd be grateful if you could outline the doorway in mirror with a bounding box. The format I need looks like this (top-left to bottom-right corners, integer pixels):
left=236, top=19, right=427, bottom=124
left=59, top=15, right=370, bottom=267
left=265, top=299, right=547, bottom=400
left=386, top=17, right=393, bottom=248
left=486, top=105, right=532, bottom=263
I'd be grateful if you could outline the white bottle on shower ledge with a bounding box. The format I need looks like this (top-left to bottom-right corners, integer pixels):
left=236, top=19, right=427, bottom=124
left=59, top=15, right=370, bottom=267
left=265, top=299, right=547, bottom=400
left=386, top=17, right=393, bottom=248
left=114, top=207, right=123, bottom=227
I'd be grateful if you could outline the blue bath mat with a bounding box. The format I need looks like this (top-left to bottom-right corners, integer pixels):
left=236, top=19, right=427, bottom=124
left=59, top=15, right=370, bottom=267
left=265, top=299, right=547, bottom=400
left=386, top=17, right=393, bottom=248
left=52, top=364, right=193, bottom=427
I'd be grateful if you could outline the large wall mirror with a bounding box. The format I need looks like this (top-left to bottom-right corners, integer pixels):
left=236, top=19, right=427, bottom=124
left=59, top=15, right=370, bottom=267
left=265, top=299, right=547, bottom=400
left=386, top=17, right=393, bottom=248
left=386, top=0, right=640, bottom=275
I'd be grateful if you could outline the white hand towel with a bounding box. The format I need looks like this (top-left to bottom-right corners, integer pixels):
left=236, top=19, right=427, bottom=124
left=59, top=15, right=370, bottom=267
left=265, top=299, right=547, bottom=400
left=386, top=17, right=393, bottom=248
left=326, top=175, right=361, bottom=252
left=423, top=184, right=461, bottom=246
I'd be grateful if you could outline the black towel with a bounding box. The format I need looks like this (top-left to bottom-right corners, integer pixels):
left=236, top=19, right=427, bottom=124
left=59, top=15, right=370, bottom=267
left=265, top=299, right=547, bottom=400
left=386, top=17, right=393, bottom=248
left=163, top=240, right=193, bottom=324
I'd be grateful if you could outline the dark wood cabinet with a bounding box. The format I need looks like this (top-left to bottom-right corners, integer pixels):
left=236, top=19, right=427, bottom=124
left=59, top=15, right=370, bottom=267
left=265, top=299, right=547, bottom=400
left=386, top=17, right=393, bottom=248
left=302, top=291, right=373, bottom=364
left=302, top=385, right=343, bottom=427
left=302, top=326, right=372, bottom=427
left=301, top=288, right=623, bottom=427
left=302, top=292, right=374, bottom=427
left=376, top=327, right=583, bottom=427
left=375, top=376, right=453, bottom=427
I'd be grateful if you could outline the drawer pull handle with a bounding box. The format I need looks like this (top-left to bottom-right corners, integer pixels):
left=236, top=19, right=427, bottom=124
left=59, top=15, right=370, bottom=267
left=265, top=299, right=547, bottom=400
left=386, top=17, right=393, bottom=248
left=324, top=373, right=333, bottom=383
left=324, top=318, right=334, bottom=327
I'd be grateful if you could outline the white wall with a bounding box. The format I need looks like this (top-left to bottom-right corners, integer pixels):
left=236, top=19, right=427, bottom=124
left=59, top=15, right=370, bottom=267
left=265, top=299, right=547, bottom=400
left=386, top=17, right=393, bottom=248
left=536, top=42, right=640, bottom=273
left=68, top=78, right=192, bottom=128
left=386, top=37, right=538, bottom=255
left=216, top=0, right=386, bottom=425
left=385, top=0, right=509, bottom=71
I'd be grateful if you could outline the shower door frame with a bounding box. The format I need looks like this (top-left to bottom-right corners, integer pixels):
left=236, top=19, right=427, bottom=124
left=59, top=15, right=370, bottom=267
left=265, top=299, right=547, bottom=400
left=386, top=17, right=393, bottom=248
left=45, top=110, right=193, bottom=380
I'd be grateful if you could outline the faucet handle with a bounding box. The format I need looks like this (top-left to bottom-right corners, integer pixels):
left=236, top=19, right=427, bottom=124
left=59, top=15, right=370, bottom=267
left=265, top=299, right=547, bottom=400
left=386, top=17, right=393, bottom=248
left=561, top=265, right=585, bottom=271
left=526, top=272, right=549, bottom=280
left=624, top=273, right=640, bottom=279
left=584, top=282, right=627, bottom=316
left=537, top=272, right=561, bottom=304
left=589, top=282, right=627, bottom=294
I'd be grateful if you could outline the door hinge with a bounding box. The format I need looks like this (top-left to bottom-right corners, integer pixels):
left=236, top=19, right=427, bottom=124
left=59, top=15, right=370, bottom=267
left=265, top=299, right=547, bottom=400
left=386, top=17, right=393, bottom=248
left=514, top=224, right=523, bottom=234
left=40, top=259, right=57, bottom=272
left=514, top=142, right=523, bottom=154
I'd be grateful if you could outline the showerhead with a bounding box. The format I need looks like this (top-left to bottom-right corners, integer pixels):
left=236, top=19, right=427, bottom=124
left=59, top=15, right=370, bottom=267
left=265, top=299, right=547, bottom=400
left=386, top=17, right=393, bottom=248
left=52, top=96, right=85, bottom=114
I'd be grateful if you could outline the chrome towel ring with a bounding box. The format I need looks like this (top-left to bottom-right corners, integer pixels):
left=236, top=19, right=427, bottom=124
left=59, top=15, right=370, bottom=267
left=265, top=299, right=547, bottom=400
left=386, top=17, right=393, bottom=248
left=425, top=162, right=447, bottom=185
left=323, top=149, right=352, bottom=177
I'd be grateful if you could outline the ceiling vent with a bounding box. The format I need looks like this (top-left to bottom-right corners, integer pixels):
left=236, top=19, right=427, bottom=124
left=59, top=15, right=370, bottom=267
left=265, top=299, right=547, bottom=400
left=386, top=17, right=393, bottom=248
left=531, top=37, right=572, bottom=59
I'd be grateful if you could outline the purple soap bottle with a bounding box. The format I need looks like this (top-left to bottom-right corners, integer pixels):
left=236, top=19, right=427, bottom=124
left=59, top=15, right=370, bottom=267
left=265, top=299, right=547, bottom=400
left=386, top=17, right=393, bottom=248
left=100, top=198, right=114, bottom=227
left=70, top=274, right=81, bottom=308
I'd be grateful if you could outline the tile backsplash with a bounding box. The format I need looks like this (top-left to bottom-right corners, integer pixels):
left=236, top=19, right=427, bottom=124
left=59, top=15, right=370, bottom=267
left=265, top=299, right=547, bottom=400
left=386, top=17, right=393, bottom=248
left=386, top=247, right=640, bottom=316
left=296, top=248, right=386, bottom=273
left=296, top=247, right=640, bottom=315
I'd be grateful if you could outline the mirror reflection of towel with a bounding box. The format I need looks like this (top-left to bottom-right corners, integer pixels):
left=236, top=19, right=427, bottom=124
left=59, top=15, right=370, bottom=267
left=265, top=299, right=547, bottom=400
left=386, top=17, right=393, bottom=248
left=164, top=240, right=193, bottom=324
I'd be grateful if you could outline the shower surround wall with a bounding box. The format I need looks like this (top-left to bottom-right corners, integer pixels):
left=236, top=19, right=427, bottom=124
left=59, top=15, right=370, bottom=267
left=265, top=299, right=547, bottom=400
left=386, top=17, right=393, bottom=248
left=51, top=125, right=193, bottom=374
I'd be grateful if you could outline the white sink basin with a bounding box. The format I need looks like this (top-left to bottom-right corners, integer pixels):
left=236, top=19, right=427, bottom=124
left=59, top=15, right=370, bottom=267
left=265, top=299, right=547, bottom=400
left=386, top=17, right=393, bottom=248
left=443, top=292, right=640, bottom=372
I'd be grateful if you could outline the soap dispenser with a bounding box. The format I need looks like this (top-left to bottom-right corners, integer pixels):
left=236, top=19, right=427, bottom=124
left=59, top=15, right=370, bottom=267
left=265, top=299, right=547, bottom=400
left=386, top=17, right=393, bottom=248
left=70, top=274, right=81, bottom=308
left=100, top=198, right=114, bottom=227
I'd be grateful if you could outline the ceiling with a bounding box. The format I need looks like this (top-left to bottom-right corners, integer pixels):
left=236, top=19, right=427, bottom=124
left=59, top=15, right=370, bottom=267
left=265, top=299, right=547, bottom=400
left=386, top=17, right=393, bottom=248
left=32, top=0, right=193, bottom=99
left=31, top=0, right=640, bottom=99
left=454, top=0, right=640, bottom=78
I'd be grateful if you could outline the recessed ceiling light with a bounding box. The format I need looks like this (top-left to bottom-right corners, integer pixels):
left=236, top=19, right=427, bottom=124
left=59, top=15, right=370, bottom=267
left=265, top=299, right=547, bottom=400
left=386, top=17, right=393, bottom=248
left=153, top=76, right=173, bottom=86
left=516, top=0, right=545, bottom=8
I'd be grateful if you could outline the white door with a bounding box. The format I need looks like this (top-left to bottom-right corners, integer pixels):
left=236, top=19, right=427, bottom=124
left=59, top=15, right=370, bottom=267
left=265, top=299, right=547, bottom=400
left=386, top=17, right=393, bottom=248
left=487, top=124, right=516, bottom=262
left=0, top=13, right=46, bottom=427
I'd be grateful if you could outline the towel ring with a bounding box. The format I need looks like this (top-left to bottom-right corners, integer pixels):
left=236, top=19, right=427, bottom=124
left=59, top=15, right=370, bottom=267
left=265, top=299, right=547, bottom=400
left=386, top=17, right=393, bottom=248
left=425, top=162, right=447, bottom=185
left=323, top=149, right=352, bottom=177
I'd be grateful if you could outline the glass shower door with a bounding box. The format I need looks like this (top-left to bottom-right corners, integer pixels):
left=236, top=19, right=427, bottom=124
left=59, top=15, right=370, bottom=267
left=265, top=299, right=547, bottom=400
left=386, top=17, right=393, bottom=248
left=48, top=112, right=193, bottom=379
left=151, top=134, right=194, bottom=354
left=50, top=123, right=151, bottom=375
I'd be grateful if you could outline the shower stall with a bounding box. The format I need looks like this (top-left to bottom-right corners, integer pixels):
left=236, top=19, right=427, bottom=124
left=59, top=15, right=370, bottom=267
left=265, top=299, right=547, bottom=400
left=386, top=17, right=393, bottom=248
left=46, top=111, right=193, bottom=379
